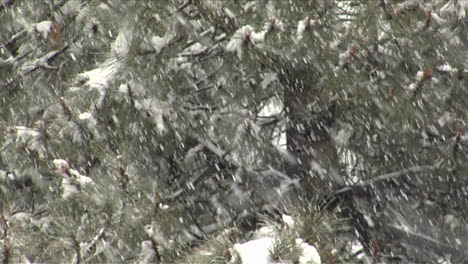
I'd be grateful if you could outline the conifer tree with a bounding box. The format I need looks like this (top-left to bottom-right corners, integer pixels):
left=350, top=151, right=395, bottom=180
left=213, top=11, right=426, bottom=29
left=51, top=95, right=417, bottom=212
left=1, top=0, right=467, bottom=263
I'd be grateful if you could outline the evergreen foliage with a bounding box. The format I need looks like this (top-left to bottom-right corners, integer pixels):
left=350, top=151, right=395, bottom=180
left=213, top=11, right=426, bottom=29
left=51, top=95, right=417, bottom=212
left=1, top=0, right=467, bottom=263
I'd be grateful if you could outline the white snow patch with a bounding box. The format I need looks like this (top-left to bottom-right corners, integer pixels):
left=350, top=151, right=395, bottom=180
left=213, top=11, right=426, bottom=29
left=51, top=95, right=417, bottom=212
left=34, top=21, right=53, bottom=39
left=296, top=17, right=318, bottom=43
left=223, top=7, right=236, bottom=20
left=437, top=64, right=457, bottom=73
left=233, top=237, right=321, bottom=264
left=251, top=30, right=266, bottom=43
left=363, top=214, right=375, bottom=228
left=78, top=112, right=93, bottom=120
left=415, top=70, right=424, bottom=80
left=252, top=226, right=276, bottom=239
left=53, top=159, right=94, bottom=198
left=282, top=214, right=295, bottom=229
left=226, top=25, right=266, bottom=58
left=296, top=19, right=307, bottom=42
left=261, top=73, right=278, bottom=89
left=145, top=224, right=170, bottom=249
left=233, top=237, right=274, bottom=264
left=258, top=98, right=285, bottom=148
left=406, top=83, right=418, bottom=91
left=151, top=33, right=176, bottom=54
left=79, top=58, right=120, bottom=90
left=296, top=238, right=321, bottom=264
left=112, top=28, right=133, bottom=57
left=181, top=43, right=207, bottom=56
left=226, top=25, right=253, bottom=52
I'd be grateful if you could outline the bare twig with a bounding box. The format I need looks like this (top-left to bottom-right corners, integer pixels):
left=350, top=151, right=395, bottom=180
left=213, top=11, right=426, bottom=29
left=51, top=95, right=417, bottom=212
left=386, top=224, right=460, bottom=256
left=0, top=30, right=26, bottom=50
left=177, top=0, right=192, bottom=12
left=71, top=234, right=81, bottom=264
left=334, top=161, right=442, bottom=195
left=195, top=137, right=240, bottom=168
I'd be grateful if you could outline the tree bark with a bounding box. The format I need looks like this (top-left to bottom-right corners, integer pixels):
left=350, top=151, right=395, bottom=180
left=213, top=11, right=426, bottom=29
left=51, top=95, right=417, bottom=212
left=280, top=65, right=344, bottom=197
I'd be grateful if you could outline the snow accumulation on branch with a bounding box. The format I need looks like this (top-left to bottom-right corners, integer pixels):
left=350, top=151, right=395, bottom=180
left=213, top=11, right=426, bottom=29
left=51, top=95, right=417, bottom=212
left=53, top=159, right=94, bottom=199
left=222, top=215, right=321, bottom=264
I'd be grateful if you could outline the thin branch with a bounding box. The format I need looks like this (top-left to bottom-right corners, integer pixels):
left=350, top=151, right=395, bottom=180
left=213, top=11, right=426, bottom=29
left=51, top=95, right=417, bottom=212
left=71, top=234, right=81, bottom=264
left=83, top=219, right=111, bottom=262
left=334, top=161, right=442, bottom=195
left=2, top=43, right=71, bottom=94
left=137, top=34, right=185, bottom=56
left=379, top=0, right=393, bottom=20
left=0, top=30, right=26, bottom=50
left=195, top=137, right=240, bottom=168
left=386, top=224, right=461, bottom=256
left=177, top=0, right=192, bottom=12
left=182, top=104, right=218, bottom=112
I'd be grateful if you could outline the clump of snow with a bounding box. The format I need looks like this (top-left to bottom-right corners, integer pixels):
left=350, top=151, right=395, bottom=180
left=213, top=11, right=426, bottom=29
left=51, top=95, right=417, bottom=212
left=234, top=237, right=275, bottom=264
left=252, top=226, right=276, bottom=239
left=226, top=25, right=253, bottom=52
left=53, top=159, right=94, bottom=198
left=226, top=25, right=267, bottom=59
left=231, top=216, right=320, bottom=264
left=78, top=112, right=93, bottom=120
left=296, top=17, right=317, bottom=43
left=406, top=83, right=418, bottom=91
left=223, top=7, right=236, bottom=21
left=145, top=224, right=171, bottom=249
left=415, top=70, right=425, bottom=81
left=79, top=58, right=120, bottom=90
left=233, top=236, right=321, bottom=264
left=296, top=238, right=321, bottom=264
left=437, top=64, right=457, bottom=73
left=282, top=214, right=295, bottom=229
left=112, top=28, right=133, bottom=57
left=4, top=125, right=46, bottom=158
left=151, top=33, right=176, bottom=54
left=180, top=43, right=207, bottom=56
left=34, top=21, right=53, bottom=39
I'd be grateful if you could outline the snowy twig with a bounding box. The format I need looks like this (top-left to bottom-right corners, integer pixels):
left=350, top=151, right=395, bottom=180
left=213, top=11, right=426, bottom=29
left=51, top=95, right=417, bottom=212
left=194, top=64, right=224, bottom=87
left=0, top=29, right=26, bottom=50
left=195, top=137, right=241, bottom=168
left=379, top=0, right=393, bottom=20
left=182, top=104, right=218, bottom=112
left=137, top=34, right=185, bottom=55
left=334, top=161, right=442, bottom=195
left=82, top=218, right=111, bottom=262
left=177, top=0, right=192, bottom=12
left=2, top=42, right=70, bottom=93
left=0, top=50, right=31, bottom=67
left=386, top=224, right=460, bottom=255
left=71, top=234, right=81, bottom=264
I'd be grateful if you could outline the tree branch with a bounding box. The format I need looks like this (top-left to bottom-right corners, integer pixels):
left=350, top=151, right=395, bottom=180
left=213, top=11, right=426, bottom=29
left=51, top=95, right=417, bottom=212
left=334, top=161, right=442, bottom=195
left=0, top=30, right=26, bottom=51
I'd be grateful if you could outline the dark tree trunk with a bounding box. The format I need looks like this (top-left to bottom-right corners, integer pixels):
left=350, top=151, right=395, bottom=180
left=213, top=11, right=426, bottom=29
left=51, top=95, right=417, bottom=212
left=279, top=64, right=344, bottom=197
